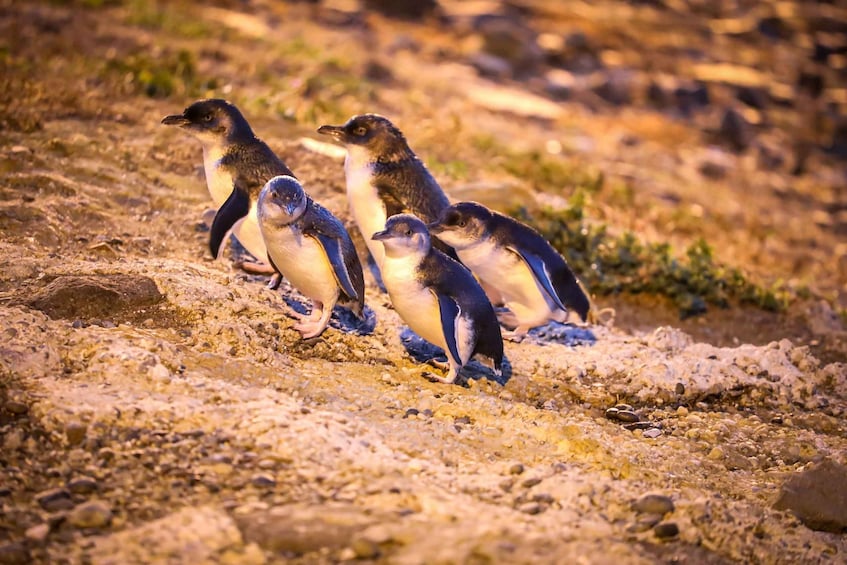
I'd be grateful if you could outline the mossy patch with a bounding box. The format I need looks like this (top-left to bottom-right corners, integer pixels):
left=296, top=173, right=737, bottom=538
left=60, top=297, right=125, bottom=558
left=515, top=190, right=793, bottom=319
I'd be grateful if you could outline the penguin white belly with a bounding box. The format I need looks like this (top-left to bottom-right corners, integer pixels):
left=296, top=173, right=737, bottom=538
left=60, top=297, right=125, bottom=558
left=458, top=240, right=555, bottom=327
left=203, top=147, right=232, bottom=206
left=382, top=255, right=474, bottom=365
left=381, top=256, right=446, bottom=348
left=263, top=226, right=339, bottom=305
left=232, top=201, right=269, bottom=263
left=345, top=152, right=387, bottom=267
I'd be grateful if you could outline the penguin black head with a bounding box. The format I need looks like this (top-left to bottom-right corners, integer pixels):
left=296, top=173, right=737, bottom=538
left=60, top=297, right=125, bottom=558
left=161, top=98, right=254, bottom=144
left=428, top=202, right=492, bottom=249
left=258, top=175, right=307, bottom=226
left=317, top=114, right=411, bottom=162
left=371, top=213, right=431, bottom=257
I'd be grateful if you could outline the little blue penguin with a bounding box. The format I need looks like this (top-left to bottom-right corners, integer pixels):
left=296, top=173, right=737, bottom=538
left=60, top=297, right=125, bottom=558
left=372, top=214, right=503, bottom=384
left=429, top=201, right=590, bottom=340
left=161, top=99, right=294, bottom=276
left=316, top=114, right=456, bottom=269
left=257, top=175, right=365, bottom=339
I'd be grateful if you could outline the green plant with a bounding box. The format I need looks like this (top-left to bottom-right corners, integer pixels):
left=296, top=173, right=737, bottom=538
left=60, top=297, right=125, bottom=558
left=514, top=191, right=793, bottom=318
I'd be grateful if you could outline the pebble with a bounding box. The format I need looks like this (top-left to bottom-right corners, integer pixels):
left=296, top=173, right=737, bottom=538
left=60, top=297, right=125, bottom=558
left=0, top=541, right=29, bottom=564
left=606, top=407, right=640, bottom=423
left=509, top=463, right=525, bottom=475
left=24, top=523, right=49, bottom=543
left=521, top=477, right=542, bottom=488
left=251, top=474, right=277, bottom=488
left=676, top=406, right=689, bottom=417
left=67, top=476, right=98, bottom=494
left=518, top=502, right=544, bottom=515
left=65, top=421, right=87, bottom=446
left=632, top=493, right=675, bottom=515
left=68, top=500, right=112, bottom=529
left=653, top=521, right=680, bottom=539
left=35, top=488, right=74, bottom=512
left=643, top=428, right=663, bottom=439
left=707, top=446, right=724, bottom=460
left=773, top=459, right=847, bottom=532
left=350, top=537, right=380, bottom=559
left=5, top=401, right=28, bottom=415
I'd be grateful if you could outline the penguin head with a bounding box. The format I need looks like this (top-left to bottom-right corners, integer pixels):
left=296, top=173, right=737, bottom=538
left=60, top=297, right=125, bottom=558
left=428, top=202, right=491, bottom=250
left=371, top=214, right=430, bottom=258
left=317, top=114, right=410, bottom=161
left=258, top=175, right=307, bottom=225
left=162, top=99, right=254, bottom=144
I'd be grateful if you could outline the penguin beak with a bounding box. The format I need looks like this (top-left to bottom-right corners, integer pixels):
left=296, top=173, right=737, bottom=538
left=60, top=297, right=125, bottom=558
left=371, top=229, right=390, bottom=241
left=317, top=124, right=345, bottom=140
left=161, top=114, right=190, bottom=127
left=426, top=221, right=444, bottom=234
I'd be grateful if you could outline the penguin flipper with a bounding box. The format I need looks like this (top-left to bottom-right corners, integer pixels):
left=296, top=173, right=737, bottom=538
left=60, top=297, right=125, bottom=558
left=507, top=246, right=568, bottom=312
left=313, top=233, right=359, bottom=301
left=434, top=291, right=462, bottom=368
left=210, top=188, right=250, bottom=259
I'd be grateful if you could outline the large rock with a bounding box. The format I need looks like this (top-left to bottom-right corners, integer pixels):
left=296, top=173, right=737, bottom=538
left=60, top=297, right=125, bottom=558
left=773, top=459, right=847, bottom=533
left=23, top=274, right=163, bottom=322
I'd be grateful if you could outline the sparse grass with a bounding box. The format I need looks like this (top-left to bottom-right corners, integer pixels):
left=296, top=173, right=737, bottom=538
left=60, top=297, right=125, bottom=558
left=103, top=49, right=216, bottom=98
left=515, top=189, right=793, bottom=318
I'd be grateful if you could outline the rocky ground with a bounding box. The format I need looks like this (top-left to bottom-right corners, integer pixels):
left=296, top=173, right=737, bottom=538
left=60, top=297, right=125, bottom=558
left=1, top=1, right=846, bottom=564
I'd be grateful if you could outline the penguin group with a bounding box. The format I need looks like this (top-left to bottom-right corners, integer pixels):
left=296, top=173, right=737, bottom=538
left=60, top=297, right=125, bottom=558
left=162, top=99, right=591, bottom=384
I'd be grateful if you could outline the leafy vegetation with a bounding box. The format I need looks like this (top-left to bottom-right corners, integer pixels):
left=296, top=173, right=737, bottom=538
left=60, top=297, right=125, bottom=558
left=103, top=49, right=216, bottom=98
left=515, top=188, right=793, bottom=319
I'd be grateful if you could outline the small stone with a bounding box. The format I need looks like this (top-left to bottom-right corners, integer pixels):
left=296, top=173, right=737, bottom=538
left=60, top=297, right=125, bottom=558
left=707, top=446, right=724, bottom=460
left=675, top=383, right=685, bottom=395
left=614, top=404, right=634, bottom=411
left=643, top=428, right=663, bottom=439
left=403, top=408, right=419, bottom=418
left=653, top=521, right=680, bottom=539
left=65, top=421, right=87, bottom=446
left=518, top=502, right=544, bottom=515
left=251, top=474, right=277, bottom=488
left=5, top=401, right=28, bottom=415
left=0, top=487, right=11, bottom=497
left=632, top=493, right=675, bottom=515
left=773, top=459, right=847, bottom=532
left=350, top=537, right=380, bottom=559
left=614, top=410, right=640, bottom=423
left=0, top=541, right=29, bottom=564
left=67, top=476, right=98, bottom=495
left=509, top=463, right=525, bottom=475
left=68, top=500, right=112, bottom=529
left=24, top=523, right=49, bottom=543
left=676, top=406, right=689, bottom=417
left=521, top=477, right=542, bottom=488
left=626, top=513, right=663, bottom=533
left=36, top=488, right=74, bottom=512
left=532, top=493, right=555, bottom=504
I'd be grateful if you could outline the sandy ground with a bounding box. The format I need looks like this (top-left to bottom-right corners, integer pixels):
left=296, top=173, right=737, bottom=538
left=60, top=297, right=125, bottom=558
left=1, top=1, right=846, bottom=564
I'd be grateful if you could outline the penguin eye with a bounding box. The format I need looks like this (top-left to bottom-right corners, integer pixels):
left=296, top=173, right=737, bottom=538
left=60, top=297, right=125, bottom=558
left=458, top=220, right=467, bottom=228
left=353, top=126, right=368, bottom=136
left=203, top=113, right=214, bottom=122
left=404, top=229, right=412, bottom=236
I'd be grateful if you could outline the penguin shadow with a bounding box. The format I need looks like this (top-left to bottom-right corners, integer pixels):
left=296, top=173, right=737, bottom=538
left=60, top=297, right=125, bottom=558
left=365, top=254, right=387, bottom=293
left=399, top=327, right=512, bottom=386
left=521, top=320, right=597, bottom=347
left=281, top=294, right=377, bottom=337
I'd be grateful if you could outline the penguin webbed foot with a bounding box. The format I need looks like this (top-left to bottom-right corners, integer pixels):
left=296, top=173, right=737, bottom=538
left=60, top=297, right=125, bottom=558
left=422, top=358, right=461, bottom=384
left=293, top=301, right=332, bottom=339
left=501, top=327, right=531, bottom=343
left=266, top=272, right=283, bottom=291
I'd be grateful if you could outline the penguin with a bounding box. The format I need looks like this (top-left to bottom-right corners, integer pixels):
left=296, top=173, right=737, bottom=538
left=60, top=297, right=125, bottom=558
left=161, top=99, right=294, bottom=277
left=316, top=114, right=457, bottom=270
left=257, top=175, right=365, bottom=339
left=428, top=201, right=590, bottom=340
left=372, top=214, right=503, bottom=384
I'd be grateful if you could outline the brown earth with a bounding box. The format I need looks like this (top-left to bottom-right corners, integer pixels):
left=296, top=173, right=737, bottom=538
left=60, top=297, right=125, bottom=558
left=1, top=1, right=846, bottom=564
